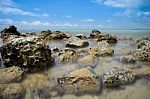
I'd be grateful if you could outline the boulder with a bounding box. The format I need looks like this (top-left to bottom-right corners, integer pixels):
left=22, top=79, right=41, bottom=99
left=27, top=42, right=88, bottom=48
left=0, top=83, right=25, bottom=99
left=66, top=37, right=89, bottom=48
left=98, top=34, right=117, bottom=43
left=88, top=41, right=114, bottom=56
left=0, top=66, right=24, bottom=84
left=38, top=30, right=52, bottom=39
left=78, top=55, right=98, bottom=68
left=120, top=55, right=136, bottom=63
left=90, top=29, right=102, bottom=39
left=0, top=25, right=21, bottom=40
left=57, top=67, right=101, bottom=94
left=0, top=36, right=54, bottom=72
left=57, top=48, right=78, bottom=63
left=75, top=34, right=87, bottom=39
left=103, top=67, right=136, bottom=87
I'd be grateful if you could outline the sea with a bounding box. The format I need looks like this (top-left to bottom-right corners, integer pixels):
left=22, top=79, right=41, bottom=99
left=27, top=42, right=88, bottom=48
left=0, top=29, right=150, bottom=99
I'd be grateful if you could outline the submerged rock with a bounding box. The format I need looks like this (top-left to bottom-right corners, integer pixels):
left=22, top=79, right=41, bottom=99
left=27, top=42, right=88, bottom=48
left=57, top=48, right=78, bottom=63
left=78, top=55, right=98, bottom=68
left=88, top=41, right=114, bottom=56
left=0, top=36, right=54, bottom=72
left=0, top=66, right=24, bottom=84
left=0, top=25, right=21, bottom=40
left=0, top=83, right=25, bottom=99
left=66, top=37, right=89, bottom=48
left=120, top=55, right=136, bottom=63
left=57, top=67, right=101, bottom=94
left=103, top=67, right=136, bottom=87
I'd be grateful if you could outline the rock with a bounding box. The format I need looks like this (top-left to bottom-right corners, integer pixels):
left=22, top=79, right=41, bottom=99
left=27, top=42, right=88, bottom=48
left=66, top=37, right=89, bottom=48
left=133, top=50, right=150, bottom=62
left=0, top=66, right=24, bottom=84
left=0, top=25, right=21, bottom=40
left=0, top=83, right=25, bottom=99
left=90, top=29, right=102, bottom=39
left=78, top=55, right=98, bottom=68
left=75, top=34, right=87, bottom=39
left=57, top=48, right=78, bottom=63
left=88, top=41, right=114, bottom=56
left=120, top=55, right=136, bottom=63
left=0, top=36, right=54, bottom=72
left=103, top=67, right=136, bottom=87
left=57, top=67, right=101, bottom=94
left=98, top=34, right=117, bottom=43
left=50, top=31, right=71, bottom=39
left=38, top=30, right=52, bottom=39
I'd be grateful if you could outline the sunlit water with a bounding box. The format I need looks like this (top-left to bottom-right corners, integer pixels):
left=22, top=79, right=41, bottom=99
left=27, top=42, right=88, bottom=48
left=0, top=30, right=150, bottom=99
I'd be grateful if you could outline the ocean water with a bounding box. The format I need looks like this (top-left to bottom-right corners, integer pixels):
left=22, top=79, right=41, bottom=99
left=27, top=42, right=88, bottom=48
left=0, top=29, right=150, bottom=99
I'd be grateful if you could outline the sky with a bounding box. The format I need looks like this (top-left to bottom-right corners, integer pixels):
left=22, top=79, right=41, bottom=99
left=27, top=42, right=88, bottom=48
left=0, top=0, right=150, bottom=30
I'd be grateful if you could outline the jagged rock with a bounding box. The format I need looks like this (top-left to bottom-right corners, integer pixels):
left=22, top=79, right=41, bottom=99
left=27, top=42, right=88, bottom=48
left=88, top=41, right=114, bottom=56
left=0, top=66, right=24, bottom=84
left=120, top=55, right=136, bottom=63
left=103, top=67, right=136, bottom=87
left=0, top=25, right=21, bottom=40
left=98, top=34, right=117, bottom=43
left=38, top=30, right=52, bottom=39
left=78, top=55, right=98, bottom=68
left=90, top=29, right=102, bottom=39
left=66, top=37, right=89, bottom=48
left=0, top=36, right=54, bottom=72
left=57, top=67, right=101, bottom=94
left=75, top=34, right=87, bottom=39
left=133, top=50, right=150, bottom=62
left=57, top=48, right=78, bottom=63
left=0, top=83, right=25, bottom=99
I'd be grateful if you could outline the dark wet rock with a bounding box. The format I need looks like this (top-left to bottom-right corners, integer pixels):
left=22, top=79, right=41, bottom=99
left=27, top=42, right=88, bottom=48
left=57, top=48, right=78, bottom=63
left=90, top=29, right=102, bottom=39
left=120, top=55, right=136, bottom=63
left=88, top=41, right=114, bottom=56
left=0, top=66, right=24, bottom=84
left=0, top=83, right=25, bottom=99
left=0, top=36, right=54, bottom=72
left=78, top=55, right=98, bottom=68
left=98, top=34, right=117, bottom=43
left=0, top=25, right=21, bottom=40
left=57, top=67, right=101, bottom=94
left=75, top=34, right=87, bottom=39
left=103, top=67, right=136, bottom=87
left=66, top=37, right=89, bottom=48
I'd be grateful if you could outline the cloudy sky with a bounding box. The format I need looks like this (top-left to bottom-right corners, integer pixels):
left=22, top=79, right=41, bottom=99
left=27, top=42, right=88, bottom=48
left=0, top=0, right=150, bottom=30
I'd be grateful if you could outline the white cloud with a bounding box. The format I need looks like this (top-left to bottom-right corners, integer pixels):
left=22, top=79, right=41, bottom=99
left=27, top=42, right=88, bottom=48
left=33, top=8, right=41, bottom=11
left=21, top=21, right=78, bottom=27
left=137, top=11, right=150, bottom=16
left=107, top=19, right=112, bottom=23
left=82, top=18, right=95, bottom=22
left=0, top=0, right=49, bottom=17
left=92, top=0, right=141, bottom=8
left=0, top=18, right=13, bottom=23
left=114, top=9, right=132, bottom=17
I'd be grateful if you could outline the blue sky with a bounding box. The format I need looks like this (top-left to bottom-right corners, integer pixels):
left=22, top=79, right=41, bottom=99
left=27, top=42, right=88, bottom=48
left=0, top=0, right=150, bottom=30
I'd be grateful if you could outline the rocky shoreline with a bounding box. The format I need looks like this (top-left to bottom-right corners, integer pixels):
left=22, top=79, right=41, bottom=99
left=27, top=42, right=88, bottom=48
left=0, top=25, right=150, bottom=99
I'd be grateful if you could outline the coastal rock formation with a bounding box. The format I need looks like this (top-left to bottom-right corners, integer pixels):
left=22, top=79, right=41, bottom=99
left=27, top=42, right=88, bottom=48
left=66, top=37, right=89, bottom=48
left=78, top=55, right=98, bottom=68
left=75, top=34, right=87, bottom=39
left=90, top=29, right=102, bottom=39
left=120, top=55, right=136, bottom=63
left=57, top=48, right=78, bottom=63
left=39, top=30, right=71, bottom=40
left=98, top=34, right=117, bottom=43
left=0, top=83, right=25, bottom=99
left=0, top=25, right=21, bottom=40
left=0, top=66, right=24, bottom=84
left=88, top=41, right=114, bottom=56
left=103, top=67, right=136, bottom=87
left=0, top=36, right=54, bottom=72
left=57, top=67, right=101, bottom=94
